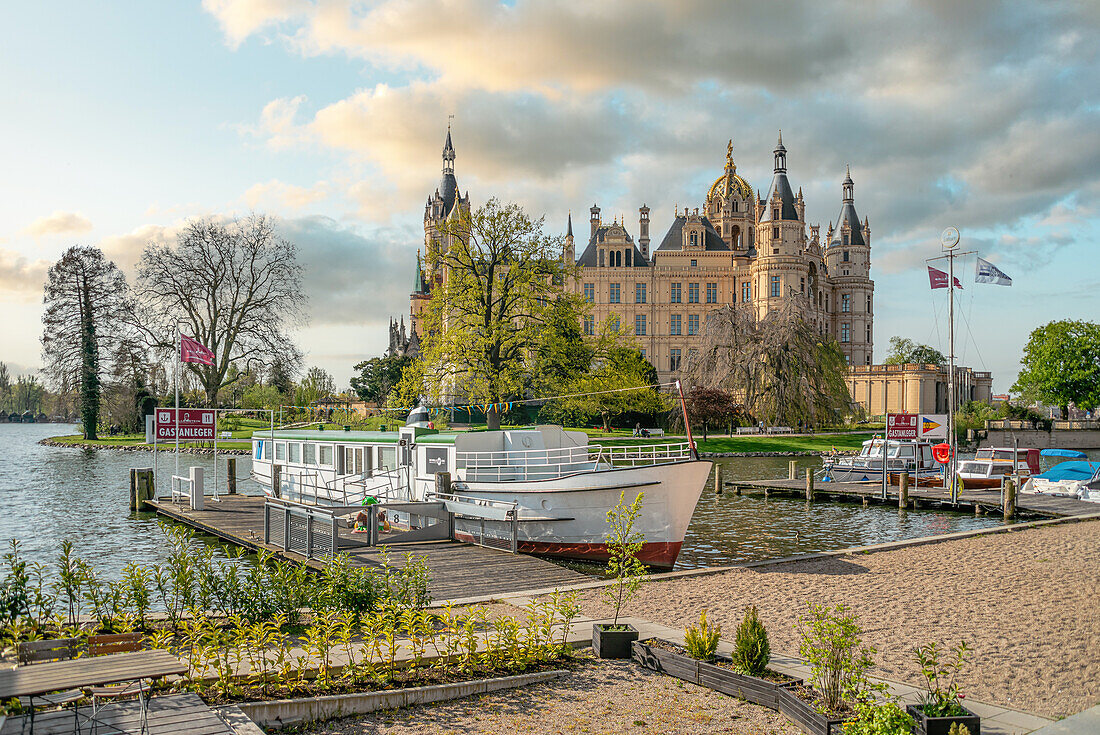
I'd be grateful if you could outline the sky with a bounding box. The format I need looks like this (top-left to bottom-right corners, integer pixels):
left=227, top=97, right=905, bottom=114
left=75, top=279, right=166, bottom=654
left=2, top=1, right=1098, bottom=392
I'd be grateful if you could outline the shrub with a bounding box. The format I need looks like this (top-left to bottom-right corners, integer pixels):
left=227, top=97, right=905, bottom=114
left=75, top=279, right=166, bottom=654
left=948, top=724, right=971, bottom=735
left=731, top=604, right=770, bottom=676
left=914, top=641, right=971, bottom=718
left=683, top=609, right=721, bottom=660
left=843, top=700, right=915, bottom=735
left=798, top=603, right=877, bottom=712
left=600, top=491, right=648, bottom=627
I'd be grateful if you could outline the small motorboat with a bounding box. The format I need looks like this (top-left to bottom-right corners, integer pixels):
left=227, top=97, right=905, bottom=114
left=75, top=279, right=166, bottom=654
left=956, top=447, right=1040, bottom=489
left=822, top=437, right=940, bottom=483
left=1022, top=451, right=1100, bottom=501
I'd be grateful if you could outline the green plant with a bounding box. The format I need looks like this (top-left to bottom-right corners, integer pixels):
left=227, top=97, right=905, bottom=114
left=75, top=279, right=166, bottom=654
left=731, top=604, right=770, bottom=676
left=121, top=562, right=152, bottom=629
left=683, top=608, right=721, bottom=661
left=948, top=724, right=971, bottom=735
left=798, top=603, right=877, bottom=713
left=600, top=491, right=648, bottom=627
left=843, top=700, right=916, bottom=735
left=914, top=641, right=971, bottom=718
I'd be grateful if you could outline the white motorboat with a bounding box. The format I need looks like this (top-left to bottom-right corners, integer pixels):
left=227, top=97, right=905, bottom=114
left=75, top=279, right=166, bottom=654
left=822, top=437, right=940, bottom=483
left=956, top=447, right=1040, bottom=489
left=1022, top=455, right=1100, bottom=501
left=250, top=412, right=711, bottom=569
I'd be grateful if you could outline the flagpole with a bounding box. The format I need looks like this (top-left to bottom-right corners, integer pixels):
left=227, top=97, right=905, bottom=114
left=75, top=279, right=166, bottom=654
left=175, top=321, right=180, bottom=481
left=948, top=248, right=957, bottom=504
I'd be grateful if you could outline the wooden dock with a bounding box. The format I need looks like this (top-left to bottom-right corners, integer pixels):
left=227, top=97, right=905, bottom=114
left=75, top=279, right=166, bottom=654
left=728, top=478, right=1097, bottom=518
left=146, top=495, right=588, bottom=602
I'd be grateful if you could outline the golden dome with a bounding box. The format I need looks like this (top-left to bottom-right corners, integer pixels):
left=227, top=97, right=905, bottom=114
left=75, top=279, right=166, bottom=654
left=707, top=140, right=754, bottom=204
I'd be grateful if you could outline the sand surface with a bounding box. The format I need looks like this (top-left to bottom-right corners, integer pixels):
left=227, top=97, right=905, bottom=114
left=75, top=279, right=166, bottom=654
left=309, top=658, right=798, bottom=735
left=578, top=520, right=1100, bottom=719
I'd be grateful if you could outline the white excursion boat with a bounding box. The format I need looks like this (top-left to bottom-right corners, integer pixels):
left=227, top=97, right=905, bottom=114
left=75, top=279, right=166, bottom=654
left=822, top=437, right=940, bottom=483
left=250, top=410, right=711, bottom=569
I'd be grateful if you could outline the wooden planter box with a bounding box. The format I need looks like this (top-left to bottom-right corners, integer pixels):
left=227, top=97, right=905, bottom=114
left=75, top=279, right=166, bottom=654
left=906, top=704, right=981, bottom=735
left=592, top=623, right=638, bottom=659
left=775, top=684, right=851, bottom=735
left=631, top=639, right=801, bottom=709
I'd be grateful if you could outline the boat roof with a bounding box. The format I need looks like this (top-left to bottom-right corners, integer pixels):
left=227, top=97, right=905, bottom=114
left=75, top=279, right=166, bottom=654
left=1040, top=448, right=1088, bottom=459
left=1035, top=461, right=1100, bottom=481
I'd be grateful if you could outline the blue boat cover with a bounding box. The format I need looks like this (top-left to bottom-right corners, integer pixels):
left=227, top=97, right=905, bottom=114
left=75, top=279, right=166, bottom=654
left=1040, top=448, right=1088, bottom=458
left=1035, top=461, right=1100, bottom=481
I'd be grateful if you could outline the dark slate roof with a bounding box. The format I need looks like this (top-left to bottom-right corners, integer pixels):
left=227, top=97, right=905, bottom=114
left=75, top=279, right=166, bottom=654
left=575, top=225, right=650, bottom=267
left=758, top=172, right=798, bottom=222
left=439, top=173, right=458, bottom=215
left=655, top=216, right=731, bottom=252
left=829, top=202, right=866, bottom=247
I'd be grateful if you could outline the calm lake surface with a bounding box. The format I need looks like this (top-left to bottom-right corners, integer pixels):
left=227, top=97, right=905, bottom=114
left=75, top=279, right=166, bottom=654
left=2, top=422, right=1041, bottom=580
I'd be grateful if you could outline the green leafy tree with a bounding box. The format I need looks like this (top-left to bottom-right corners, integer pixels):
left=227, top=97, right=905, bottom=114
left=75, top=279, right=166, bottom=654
left=419, top=199, right=575, bottom=430
left=242, top=384, right=283, bottom=410
left=547, top=342, right=665, bottom=431
left=387, top=359, right=425, bottom=414
left=351, top=353, right=412, bottom=404
left=294, top=366, right=336, bottom=409
left=1012, top=320, right=1100, bottom=419
left=41, top=246, right=136, bottom=439
left=600, top=491, right=648, bottom=628
left=530, top=298, right=594, bottom=396
left=883, top=336, right=946, bottom=366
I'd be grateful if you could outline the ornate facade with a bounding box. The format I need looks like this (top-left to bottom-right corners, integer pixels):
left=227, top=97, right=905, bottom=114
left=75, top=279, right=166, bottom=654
left=567, top=135, right=874, bottom=384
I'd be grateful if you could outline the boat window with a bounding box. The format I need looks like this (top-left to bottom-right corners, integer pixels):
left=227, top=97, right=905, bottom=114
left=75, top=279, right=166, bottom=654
left=379, top=446, right=396, bottom=471
left=994, top=450, right=1013, bottom=461
left=263, top=441, right=272, bottom=461
left=288, top=443, right=301, bottom=463
left=976, top=449, right=992, bottom=460
left=275, top=442, right=285, bottom=461
left=899, top=446, right=915, bottom=457
left=319, top=445, right=333, bottom=467
left=304, top=443, right=316, bottom=465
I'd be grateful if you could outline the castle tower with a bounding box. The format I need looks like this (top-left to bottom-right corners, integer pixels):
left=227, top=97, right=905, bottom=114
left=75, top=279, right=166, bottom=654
left=590, top=204, right=601, bottom=238
left=824, top=166, right=874, bottom=365
left=564, top=212, right=575, bottom=263
left=418, top=127, right=471, bottom=336
left=705, top=140, right=756, bottom=252
left=751, top=131, right=809, bottom=319
left=638, top=205, right=650, bottom=261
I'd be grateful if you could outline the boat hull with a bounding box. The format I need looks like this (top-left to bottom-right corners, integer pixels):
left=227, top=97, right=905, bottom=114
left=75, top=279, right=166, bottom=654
left=452, top=460, right=712, bottom=569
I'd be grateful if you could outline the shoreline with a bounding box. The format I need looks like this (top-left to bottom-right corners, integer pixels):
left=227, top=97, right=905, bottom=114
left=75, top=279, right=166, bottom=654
left=37, top=437, right=251, bottom=455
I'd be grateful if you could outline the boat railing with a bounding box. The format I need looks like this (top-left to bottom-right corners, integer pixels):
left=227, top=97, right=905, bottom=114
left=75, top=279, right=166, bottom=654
left=456, top=442, right=692, bottom=482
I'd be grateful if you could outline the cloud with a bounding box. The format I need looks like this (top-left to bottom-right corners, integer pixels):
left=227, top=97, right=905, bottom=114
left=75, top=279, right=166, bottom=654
left=239, top=95, right=310, bottom=149
left=21, top=211, right=93, bottom=237
left=244, top=179, right=330, bottom=210
left=201, top=0, right=310, bottom=48
left=0, top=248, right=51, bottom=300
left=100, top=223, right=183, bottom=273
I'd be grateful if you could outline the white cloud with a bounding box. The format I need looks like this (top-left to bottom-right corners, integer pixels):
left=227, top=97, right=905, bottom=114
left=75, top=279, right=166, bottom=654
left=0, top=248, right=51, bottom=301
left=21, top=211, right=93, bottom=237
left=201, top=0, right=310, bottom=47
left=244, top=179, right=330, bottom=210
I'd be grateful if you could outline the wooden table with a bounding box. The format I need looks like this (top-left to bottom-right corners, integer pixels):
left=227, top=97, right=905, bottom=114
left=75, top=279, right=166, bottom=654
left=0, top=650, right=186, bottom=699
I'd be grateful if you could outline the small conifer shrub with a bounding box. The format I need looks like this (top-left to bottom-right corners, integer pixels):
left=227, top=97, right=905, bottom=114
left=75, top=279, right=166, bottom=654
left=947, top=724, right=971, bottom=735
left=731, top=604, right=770, bottom=676
left=683, top=609, right=721, bottom=660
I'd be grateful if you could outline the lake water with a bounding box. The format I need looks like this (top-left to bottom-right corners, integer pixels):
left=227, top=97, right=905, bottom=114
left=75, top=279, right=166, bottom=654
left=1, top=423, right=1039, bottom=581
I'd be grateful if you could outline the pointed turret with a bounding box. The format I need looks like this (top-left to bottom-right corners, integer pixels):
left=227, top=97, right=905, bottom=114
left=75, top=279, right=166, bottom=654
left=760, top=131, right=797, bottom=222
left=829, top=167, right=865, bottom=248
left=566, top=211, right=573, bottom=238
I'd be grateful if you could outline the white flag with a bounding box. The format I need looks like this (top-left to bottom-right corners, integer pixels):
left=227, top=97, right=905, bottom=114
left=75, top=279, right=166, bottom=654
left=975, top=257, right=1012, bottom=286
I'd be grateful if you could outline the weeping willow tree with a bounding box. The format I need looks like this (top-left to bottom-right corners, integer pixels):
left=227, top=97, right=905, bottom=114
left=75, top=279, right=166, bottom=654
left=686, top=299, right=855, bottom=428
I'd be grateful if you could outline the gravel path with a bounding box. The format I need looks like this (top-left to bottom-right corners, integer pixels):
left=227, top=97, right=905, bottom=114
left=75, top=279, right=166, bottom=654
left=308, top=658, right=798, bottom=735
left=578, top=519, right=1100, bottom=719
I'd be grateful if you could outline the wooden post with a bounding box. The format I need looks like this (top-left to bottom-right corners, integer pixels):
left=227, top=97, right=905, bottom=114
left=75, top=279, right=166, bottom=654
left=129, top=468, right=138, bottom=511
left=789, top=460, right=797, bottom=480
left=129, top=468, right=155, bottom=511
left=1003, top=478, right=1016, bottom=521
left=227, top=457, right=237, bottom=494
left=899, top=472, right=909, bottom=510
left=714, top=464, right=722, bottom=495
left=805, top=468, right=814, bottom=501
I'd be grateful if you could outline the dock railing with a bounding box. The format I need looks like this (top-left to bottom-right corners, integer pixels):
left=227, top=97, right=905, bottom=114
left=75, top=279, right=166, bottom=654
left=263, top=497, right=363, bottom=559
left=456, top=442, right=692, bottom=482
left=170, top=475, right=192, bottom=504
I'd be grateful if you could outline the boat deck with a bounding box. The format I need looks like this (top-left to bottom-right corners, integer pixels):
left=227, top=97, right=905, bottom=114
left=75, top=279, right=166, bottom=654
left=729, top=478, right=1097, bottom=517
left=145, top=494, right=588, bottom=602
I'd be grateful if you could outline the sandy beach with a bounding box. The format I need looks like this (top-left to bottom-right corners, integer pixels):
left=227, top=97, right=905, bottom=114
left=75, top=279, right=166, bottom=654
left=309, top=658, right=799, bottom=735
left=577, top=519, right=1100, bottom=719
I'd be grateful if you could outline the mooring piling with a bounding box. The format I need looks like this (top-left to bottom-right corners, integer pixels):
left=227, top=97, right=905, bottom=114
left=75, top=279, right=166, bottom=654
left=899, top=472, right=909, bottom=509
left=227, top=457, right=237, bottom=494
left=129, top=468, right=155, bottom=511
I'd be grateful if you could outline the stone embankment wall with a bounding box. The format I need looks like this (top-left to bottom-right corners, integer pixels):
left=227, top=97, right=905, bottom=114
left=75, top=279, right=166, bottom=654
left=981, top=429, right=1100, bottom=450
left=38, top=438, right=251, bottom=455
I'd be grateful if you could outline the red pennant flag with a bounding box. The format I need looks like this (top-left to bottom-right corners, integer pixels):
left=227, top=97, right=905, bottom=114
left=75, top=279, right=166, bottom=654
left=927, top=266, right=962, bottom=290
left=181, top=334, right=215, bottom=365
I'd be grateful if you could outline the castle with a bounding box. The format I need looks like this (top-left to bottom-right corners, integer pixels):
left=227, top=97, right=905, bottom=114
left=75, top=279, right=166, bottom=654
left=405, top=130, right=991, bottom=415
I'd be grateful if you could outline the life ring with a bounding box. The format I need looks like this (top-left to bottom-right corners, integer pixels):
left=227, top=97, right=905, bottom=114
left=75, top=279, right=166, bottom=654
left=932, top=443, right=951, bottom=464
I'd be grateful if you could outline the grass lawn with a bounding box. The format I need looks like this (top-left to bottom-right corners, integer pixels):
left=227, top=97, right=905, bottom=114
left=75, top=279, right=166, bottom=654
left=593, top=432, right=871, bottom=453
left=48, top=434, right=253, bottom=451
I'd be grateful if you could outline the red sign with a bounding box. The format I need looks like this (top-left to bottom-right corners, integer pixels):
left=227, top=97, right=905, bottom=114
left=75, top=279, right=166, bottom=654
left=155, top=408, right=215, bottom=440
left=886, top=413, right=918, bottom=440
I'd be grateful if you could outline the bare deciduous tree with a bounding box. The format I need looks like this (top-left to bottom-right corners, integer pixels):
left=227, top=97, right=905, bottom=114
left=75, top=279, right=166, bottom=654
left=136, top=216, right=306, bottom=407
left=686, top=299, right=854, bottom=428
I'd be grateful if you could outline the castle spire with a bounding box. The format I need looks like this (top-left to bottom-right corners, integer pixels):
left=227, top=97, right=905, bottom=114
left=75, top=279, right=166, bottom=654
left=567, top=211, right=573, bottom=237
left=442, top=126, right=455, bottom=174
left=773, top=130, right=787, bottom=173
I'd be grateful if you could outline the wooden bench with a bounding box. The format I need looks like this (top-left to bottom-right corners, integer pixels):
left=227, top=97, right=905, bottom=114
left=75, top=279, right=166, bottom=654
left=767, top=426, right=794, bottom=434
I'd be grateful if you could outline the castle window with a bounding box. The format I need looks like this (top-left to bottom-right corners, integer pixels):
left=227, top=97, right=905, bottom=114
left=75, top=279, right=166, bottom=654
left=688, top=314, right=699, bottom=335
left=670, top=348, right=681, bottom=371
left=841, top=323, right=851, bottom=343
left=843, top=233, right=849, bottom=246
left=867, top=294, right=872, bottom=312
left=866, top=354, right=871, bottom=365
left=800, top=277, right=805, bottom=293
left=671, top=314, right=682, bottom=336
left=688, top=283, right=699, bottom=303
left=583, top=317, right=594, bottom=335
left=690, top=259, right=697, bottom=267
left=773, top=227, right=779, bottom=239
left=842, top=250, right=850, bottom=262
left=635, top=314, right=646, bottom=336
left=639, top=348, right=646, bottom=359
left=625, top=249, right=632, bottom=266
left=635, top=283, right=646, bottom=304
left=690, top=232, right=698, bottom=246
left=717, top=224, right=722, bottom=236
left=671, top=283, right=681, bottom=303
left=842, top=294, right=851, bottom=313
left=741, top=282, right=751, bottom=302
left=610, top=316, right=620, bottom=333
left=770, top=275, right=781, bottom=298
left=845, top=354, right=850, bottom=365
left=583, top=283, right=594, bottom=303
left=609, top=283, right=621, bottom=304
left=866, top=324, right=872, bottom=342
left=773, top=208, right=780, bottom=220
left=599, top=250, right=605, bottom=267
left=732, top=201, right=738, bottom=212
left=706, top=283, right=717, bottom=303
left=614, top=250, right=622, bottom=267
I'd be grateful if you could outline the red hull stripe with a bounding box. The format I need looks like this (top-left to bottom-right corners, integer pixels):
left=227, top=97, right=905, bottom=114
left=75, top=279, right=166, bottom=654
left=452, top=533, right=682, bottom=569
